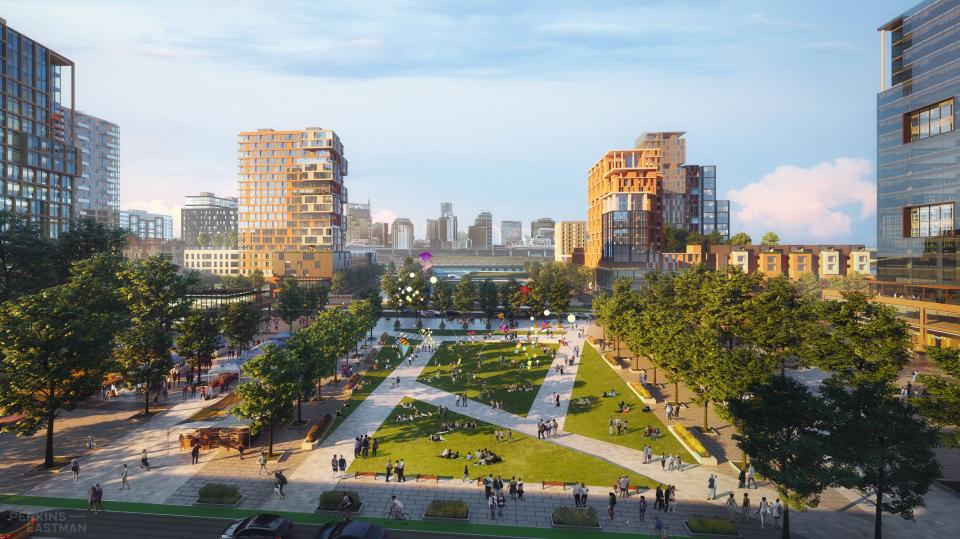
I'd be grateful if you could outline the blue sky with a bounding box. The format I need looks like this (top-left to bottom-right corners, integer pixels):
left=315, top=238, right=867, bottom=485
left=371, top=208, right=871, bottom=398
left=2, top=0, right=915, bottom=244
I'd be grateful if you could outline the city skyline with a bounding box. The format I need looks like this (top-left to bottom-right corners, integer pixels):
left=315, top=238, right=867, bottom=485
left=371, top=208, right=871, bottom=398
left=0, top=1, right=915, bottom=244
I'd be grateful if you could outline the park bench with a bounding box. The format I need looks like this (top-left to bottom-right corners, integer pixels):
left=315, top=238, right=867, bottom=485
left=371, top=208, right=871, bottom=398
left=542, top=480, right=566, bottom=490
left=626, top=484, right=649, bottom=495
left=416, top=474, right=442, bottom=483
left=354, top=471, right=378, bottom=480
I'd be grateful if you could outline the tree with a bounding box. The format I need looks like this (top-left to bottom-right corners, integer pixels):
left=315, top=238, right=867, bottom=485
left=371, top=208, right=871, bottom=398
left=750, top=276, right=817, bottom=376
left=276, top=277, right=306, bottom=331
left=793, top=272, right=822, bottom=302
left=197, top=232, right=212, bottom=248
left=221, top=302, right=261, bottom=351
left=303, top=285, right=329, bottom=323
left=729, top=232, right=752, bottom=247
left=309, top=308, right=354, bottom=396
left=380, top=271, right=400, bottom=310
left=286, top=328, right=320, bottom=423
left=478, top=278, right=499, bottom=317
left=54, top=218, right=128, bottom=283
left=432, top=279, right=453, bottom=312
left=728, top=377, right=836, bottom=538
left=662, top=225, right=689, bottom=252
left=116, top=256, right=197, bottom=414
left=0, top=210, right=56, bottom=301
left=0, top=254, right=128, bottom=468
left=359, top=288, right=383, bottom=338
left=823, top=382, right=941, bottom=539
left=453, top=276, right=476, bottom=314
left=177, top=309, right=222, bottom=384
left=761, top=231, right=780, bottom=246
left=348, top=299, right=375, bottom=353
left=330, top=271, right=347, bottom=294
left=914, top=346, right=960, bottom=448
left=812, top=292, right=910, bottom=385
left=233, top=345, right=298, bottom=456
left=501, top=278, right=524, bottom=317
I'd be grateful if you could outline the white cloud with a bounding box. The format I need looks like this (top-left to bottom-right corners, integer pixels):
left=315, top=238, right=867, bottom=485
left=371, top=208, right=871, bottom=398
left=371, top=210, right=397, bottom=225
left=726, top=158, right=875, bottom=241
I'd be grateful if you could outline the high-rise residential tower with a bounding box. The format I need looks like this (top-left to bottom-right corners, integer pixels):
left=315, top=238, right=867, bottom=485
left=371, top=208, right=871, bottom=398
left=371, top=222, right=389, bottom=246
left=120, top=209, right=174, bottom=241
left=500, top=220, right=522, bottom=246
left=0, top=18, right=81, bottom=239
left=586, top=147, right=663, bottom=289
left=60, top=109, right=119, bottom=226
left=530, top=217, right=556, bottom=242
left=470, top=210, right=493, bottom=249
left=555, top=221, right=587, bottom=263
left=237, top=127, right=349, bottom=280
left=345, top=201, right=372, bottom=244
left=391, top=218, right=414, bottom=249
left=181, top=192, right=238, bottom=247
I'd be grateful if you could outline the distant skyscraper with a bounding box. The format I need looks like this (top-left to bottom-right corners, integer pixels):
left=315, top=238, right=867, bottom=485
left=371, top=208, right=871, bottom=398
left=530, top=218, right=555, bottom=243
left=121, top=209, right=174, bottom=241
left=555, top=221, right=587, bottom=263
left=441, top=202, right=454, bottom=217
left=391, top=218, right=415, bottom=249
left=500, top=220, right=522, bottom=246
left=61, top=109, right=120, bottom=227
left=425, top=218, right=440, bottom=247
left=0, top=19, right=80, bottom=239
left=345, top=201, right=372, bottom=243
left=237, top=127, right=349, bottom=280
left=471, top=211, right=493, bottom=249
left=181, top=192, right=238, bottom=247
left=371, top=222, right=389, bottom=246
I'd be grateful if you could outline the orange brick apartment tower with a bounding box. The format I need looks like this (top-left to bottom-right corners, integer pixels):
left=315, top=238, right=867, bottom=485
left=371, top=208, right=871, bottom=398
left=237, top=128, right=349, bottom=281
left=586, top=148, right=664, bottom=290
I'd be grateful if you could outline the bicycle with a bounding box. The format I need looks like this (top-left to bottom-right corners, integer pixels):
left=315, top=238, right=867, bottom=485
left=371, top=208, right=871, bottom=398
left=385, top=507, right=411, bottom=520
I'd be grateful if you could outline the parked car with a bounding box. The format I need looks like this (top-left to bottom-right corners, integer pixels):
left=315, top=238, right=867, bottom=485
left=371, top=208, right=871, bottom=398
left=315, top=520, right=387, bottom=539
left=220, top=514, right=293, bottom=539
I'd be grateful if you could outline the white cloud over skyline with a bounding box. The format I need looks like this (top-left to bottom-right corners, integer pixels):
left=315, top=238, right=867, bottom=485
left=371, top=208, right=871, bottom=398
left=727, top=158, right=876, bottom=242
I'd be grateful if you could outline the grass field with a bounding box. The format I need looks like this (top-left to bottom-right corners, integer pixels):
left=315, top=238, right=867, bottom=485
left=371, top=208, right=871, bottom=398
left=348, top=398, right=654, bottom=487
left=563, top=343, right=691, bottom=460
left=326, top=337, right=420, bottom=437
left=417, top=340, right=558, bottom=416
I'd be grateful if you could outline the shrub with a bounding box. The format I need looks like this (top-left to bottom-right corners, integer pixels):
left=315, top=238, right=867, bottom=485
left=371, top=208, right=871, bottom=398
left=674, top=423, right=709, bottom=457
left=552, top=506, right=599, bottom=527
left=425, top=499, right=469, bottom=519
left=318, top=490, right=361, bottom=511
left=197, top=483, right=240, bottom=504
left=687, top=516, right=738, bottom=535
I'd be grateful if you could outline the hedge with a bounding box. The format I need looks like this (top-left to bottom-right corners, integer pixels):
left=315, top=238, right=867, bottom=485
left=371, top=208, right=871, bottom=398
left=318, top=490, right=361, bottom=511
left=424, top=499, right=469, bottom=519
left=197, top=484, right=240, bottom=505
left=687, top=516, right=738, bottom=535
left=552, top=506, right=599, bottom=527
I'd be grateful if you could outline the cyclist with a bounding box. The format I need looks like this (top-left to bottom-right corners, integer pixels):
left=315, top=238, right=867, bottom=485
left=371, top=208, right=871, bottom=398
left=388, top=495, right=405, bottom=519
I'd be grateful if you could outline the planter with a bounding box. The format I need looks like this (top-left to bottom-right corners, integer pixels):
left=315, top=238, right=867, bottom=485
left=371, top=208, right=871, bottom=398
left=550, top=507, right=601, bottom=529
left=627, top=381, right=658, bottom=406
left=683, top=519, right=741, bottom=537
left=315, top=502, right=364, bottom=515
left=194, top=495, right=243, bottom=508
left=667, top=424, right=718, bottom=465
left=422, top=509, right=470, bottom=522
left=550, top=517, right=601, bottom=530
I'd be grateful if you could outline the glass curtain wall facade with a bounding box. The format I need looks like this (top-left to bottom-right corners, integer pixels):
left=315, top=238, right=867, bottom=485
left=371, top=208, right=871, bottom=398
left=878, top=0, right=960, bottom=284
left=60, top=109, right=119, bottom=226
left=0, top=18, right=80, bottom=239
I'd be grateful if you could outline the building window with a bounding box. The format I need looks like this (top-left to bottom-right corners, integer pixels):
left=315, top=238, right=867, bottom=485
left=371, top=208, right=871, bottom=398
left=905, top=99, right=954, bottom=142
left=906, top=202, right=954, bottom=238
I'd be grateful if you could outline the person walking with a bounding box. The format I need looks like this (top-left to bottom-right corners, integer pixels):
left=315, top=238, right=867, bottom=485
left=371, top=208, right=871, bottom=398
left=496, top=490, right=506, bottom=519
left=94, top=484, right=103, bottom=513
left=487, top=495, right=496, bottom=519
left=655, top=484, right=664, bottom=511
left=257, top=452, right=268, bottom=475
left=331, top=455, right=339, bottom=477
left=385, top=460, right=393, bottom=483
left=638, top=495, right=647, bottom=523
left=660, top=453, right=666, bottom=471
left=773, top=498, right=783, bottom=529
left=338, top=455, right=347, bottom=474
left=396, top=458, right=406, bottom=482
left=663, top=485, right=671, bottom=513
left=371, top=438, right=379, bottom=457
left=608, top=417, right=614, bottom=435
left=140, top=449, right=150, bottom=471
left=757, top=496, right=770, bottom=528
left=607, top=491, right=617, bottom=520
left=87, top=484, right=98, bottom=513
left=509, top=477, right=518, bottom=500
left=573, top=483, right=582, bottom=507
left=747, top=464, right=757, bottom=489
left=484, top=474, right=493, bottom=499
left=191, top=444, right=200, bottom=465
left=741, top=493, right=751, bottom=522
left=120, top=464, right=130, bottom=490
left=70, top=457, right=80, bottom=481
left=87, top=433, right=95, bottom=450
left=517, top=478, right=524, bottom=501
left=238, top=442, right=244, bottom=460
left=707, top=474, right=716, bottom=500
left=274, top=471, right=287, bottom=500
left=737, top=466, right=746, bottom=489
left=725, top=493, right=737, bottom=522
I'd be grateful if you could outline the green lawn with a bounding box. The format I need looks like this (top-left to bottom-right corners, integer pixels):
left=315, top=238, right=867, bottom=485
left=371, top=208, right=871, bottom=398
left=349, top=398, right=655, bottom=487
left=563, top=343, right=691, bottom=460
left=400, top=328, right=499, bottom=336
left=417, top=340, right=557, bottom=416
left=326, top=337, right=420, bottom=437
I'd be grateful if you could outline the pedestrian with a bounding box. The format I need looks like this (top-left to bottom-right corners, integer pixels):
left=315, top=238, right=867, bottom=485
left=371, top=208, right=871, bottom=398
left=747, top=464, right=757, bottom=489
left=663, top=485, right=671, bottom=513
left=573, top=483, right=582, bottom=507
left=580, top=483, right=589, bottom=505
left=463, top=465, right=470, bottom=482
left=618, top=475, right=629, bottom=498
left=552, top=418, right=559, bottom=436
left=331, top=455, right=339, bottom=476
left=741, top=493, right=751, bottom=522
left=737, top=466, right=746, bottom=489
left=338, top=455, right=347, bottom=474
left=385, top=460, right=393, bottom=482
left=773, top=498, right=783, bottom=529
left=87, top=433, right=95, bottom=450
left=87, top=484, right=98, bottom=513
left=676, top=455, right=682, bottom=471
left=654, top=514, right=664, bottom=535
left=191, top=444, right=200, bottom=465
left=725, top=493, right=737, bottom=522
left=667, top=454, right=675, bottom=471
left=655, top=484, right=664, bottom=511
left=607, top=491, right=617, bottom=520
left=496, top=490, right=506, bottom=518
left=507, top=428, right=512, bottom=442
left=517, top=478, right=524, bottom=500
left=555, top=393, right=560, bottom=407
left=354, top=436, right=361, bottom=458
left=660, top=453, right=666, bottom=471
left=70, top=457, right=80, bottom=481
left=94, top=483, right=103, bottom=513
left=258, top=452, right=267, bottom=475
left=397, top=458, right=406, bottom=482
left=274, top=471, right=287, bottom=500
left=509, top=476, right=518, bottom=500
left=120, top=464, right=129, bottom=490
left=372, top=438, right=379, bottom=457
left=238, top=442, right=244, bottom=460
left=488, top=495, right=496, bottom=519
left=638, top=495, right=647, bottom=523
left=608, top=417, right=614, bottom=435
left=707, top=474, right=716, bottom=500
left=140, top=449, right=150, bottom=471
left=484, top=474, right=493, bottom=498
left=757, top=496, right=770, bottom=528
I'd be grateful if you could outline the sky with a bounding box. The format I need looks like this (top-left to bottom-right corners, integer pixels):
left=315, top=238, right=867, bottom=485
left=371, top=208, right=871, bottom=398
left=1, top=0, right=916, bottom=244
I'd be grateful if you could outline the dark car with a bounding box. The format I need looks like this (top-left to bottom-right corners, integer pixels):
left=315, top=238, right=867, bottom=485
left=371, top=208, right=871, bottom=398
left=315, top=520, right=387, bottom=539
left=220, top=514, right=293, bottom=538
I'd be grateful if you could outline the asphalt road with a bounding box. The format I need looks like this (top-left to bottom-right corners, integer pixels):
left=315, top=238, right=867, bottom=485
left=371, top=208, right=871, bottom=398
left=25, top=509, right=507, bottom=539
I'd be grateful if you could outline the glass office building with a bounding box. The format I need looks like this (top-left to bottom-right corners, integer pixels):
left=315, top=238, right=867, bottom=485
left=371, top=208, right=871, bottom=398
left=878, top=0, right=960, bottom=284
